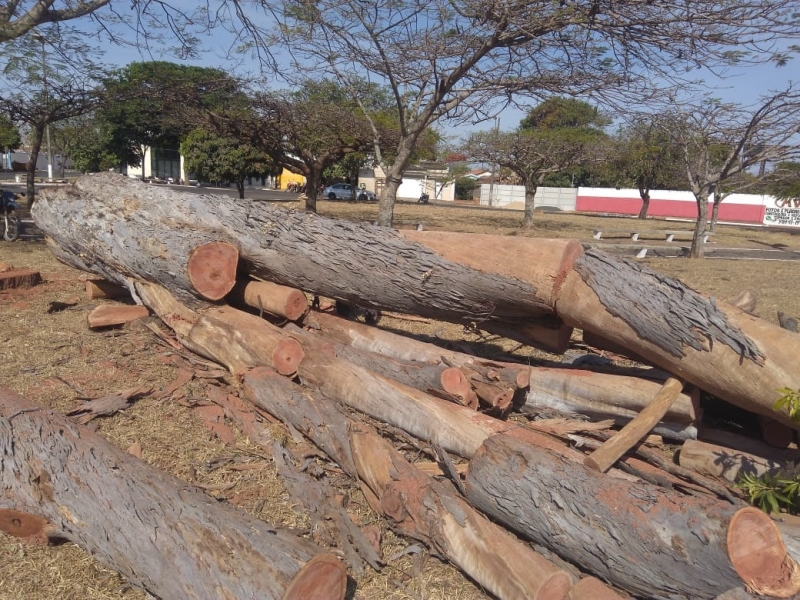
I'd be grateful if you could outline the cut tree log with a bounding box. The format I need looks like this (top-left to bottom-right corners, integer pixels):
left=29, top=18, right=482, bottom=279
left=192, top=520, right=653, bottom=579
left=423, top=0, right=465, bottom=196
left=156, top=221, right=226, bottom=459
left=700, top=427, right=800, bottom=463
left=554, top=249, right=800, bottom=431
left=349, top=424, right=573, bottom=600
left=0, top=386, right=344, bottom=600
left=726, top=507, right=800, bottom=598
left=34, top=173, right=574, bottom=347
left=0, top=268, right=42, bottom=290
left=308, top=311, right=696, bottom=437
left=119, top=281, right=756, bottom=599
left=584, top=377, right=684, bottom=472
left=465, top=433, right=745, bottom=599
left=242, top=368, right=574, bottom=600
left=227, top=279, right=309, bottom=321
left=524, top=366, right=698, bottom=441
left=34, top=174, right=800, bottom=428
left=87, top=304, right=149, bottom=328
left=758, top=416, right=796, bottom=449
left=677, top=439, right=800, bottom=483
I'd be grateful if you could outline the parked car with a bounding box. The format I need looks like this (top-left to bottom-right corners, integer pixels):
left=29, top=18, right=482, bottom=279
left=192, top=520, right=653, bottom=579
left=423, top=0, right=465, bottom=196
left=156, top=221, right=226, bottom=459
left=322, top=183, right=376, bottom=201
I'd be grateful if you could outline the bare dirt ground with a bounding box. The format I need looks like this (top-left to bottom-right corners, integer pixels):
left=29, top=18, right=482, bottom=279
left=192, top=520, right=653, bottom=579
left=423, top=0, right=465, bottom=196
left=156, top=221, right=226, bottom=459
left=1, top=199, right=799, bottom=599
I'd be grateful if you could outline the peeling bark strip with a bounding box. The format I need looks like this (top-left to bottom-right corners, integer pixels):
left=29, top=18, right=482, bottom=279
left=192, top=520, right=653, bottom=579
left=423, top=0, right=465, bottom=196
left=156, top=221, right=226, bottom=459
left=573, top=249, right=764, bottom=363
left=33, top=173, right=548, bottom=323
left=0, top=387, right=342, bottom=600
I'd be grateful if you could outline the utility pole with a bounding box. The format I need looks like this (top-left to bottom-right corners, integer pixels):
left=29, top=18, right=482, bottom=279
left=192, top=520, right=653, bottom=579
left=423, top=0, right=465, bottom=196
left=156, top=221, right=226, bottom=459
left=487, top=117, right=500, bottom=207
left=37, top=35, right=54, bottom=181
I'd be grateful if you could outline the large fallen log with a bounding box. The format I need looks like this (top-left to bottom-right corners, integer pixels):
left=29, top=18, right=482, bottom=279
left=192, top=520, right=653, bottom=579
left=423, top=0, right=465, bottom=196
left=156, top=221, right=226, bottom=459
left=34, top=174, right=800, bottom=428
left=125, top=280, right=754, bottom=599
left=310, top=311, right=698, bottom=439
left=0, top=387, right=345, bottom=600
left=241, top=367, right=574, bottom=600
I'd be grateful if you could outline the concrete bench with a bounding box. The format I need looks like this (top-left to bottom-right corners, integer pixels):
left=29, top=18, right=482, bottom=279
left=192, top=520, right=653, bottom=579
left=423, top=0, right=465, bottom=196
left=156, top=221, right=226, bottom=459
left=592, top=229, right=713, bottom=243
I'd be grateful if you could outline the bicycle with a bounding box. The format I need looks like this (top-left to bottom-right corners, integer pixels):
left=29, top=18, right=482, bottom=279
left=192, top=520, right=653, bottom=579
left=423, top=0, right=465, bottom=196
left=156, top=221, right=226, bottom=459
left=1, top=190, right=21, bottom=242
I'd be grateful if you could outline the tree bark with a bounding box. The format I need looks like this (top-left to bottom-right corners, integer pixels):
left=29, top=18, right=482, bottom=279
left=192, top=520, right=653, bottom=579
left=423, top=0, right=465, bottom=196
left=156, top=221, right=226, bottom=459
left=0, top=387, right=344, bottom=600
left=242, top=368, right=575, bottom=600
left=33, top=173, right=800, bottom=429
left=637, top=188, right=651, bottom=220
left=110, top=280, right=764, bottom=600
left=464, top=433, right=744, bottom=599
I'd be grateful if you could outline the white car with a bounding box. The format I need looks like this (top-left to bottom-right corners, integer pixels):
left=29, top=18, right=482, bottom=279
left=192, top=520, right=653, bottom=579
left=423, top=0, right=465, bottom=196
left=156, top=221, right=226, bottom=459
left=322, top=183, right=376, bottom=201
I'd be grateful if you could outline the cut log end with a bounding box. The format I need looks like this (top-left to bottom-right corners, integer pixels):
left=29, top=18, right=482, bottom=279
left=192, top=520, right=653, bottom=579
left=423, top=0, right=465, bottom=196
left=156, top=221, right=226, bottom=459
left=566, top=576, right=626, bottom=600
left=440, top=367, right=473, bottom=400
left=282, top=289, right=310, bottom=321
left=282, top=553, right=347, bottom=600
left=187, top=242, right=239, bottom=301
left=727, top=507, right=800, bottom=598
left=537, top=570, right=574, bottom=600
left=272, top=338, right=305, bottom=376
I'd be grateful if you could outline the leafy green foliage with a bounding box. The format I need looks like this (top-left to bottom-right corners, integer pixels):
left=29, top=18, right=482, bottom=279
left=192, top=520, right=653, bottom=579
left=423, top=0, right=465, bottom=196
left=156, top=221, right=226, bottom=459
left=454, top=177, right=478, bottom=200
left=99, top=61, right=243, bottom=169
left=774, top=387, right=800, bottom=422
left=764, top=162, right=800, bottom=202
left=181, top=129, right=272, bottom=197
left=0, top=114, right=21, bottom=151
left=736, top=472, right=800, bottom=515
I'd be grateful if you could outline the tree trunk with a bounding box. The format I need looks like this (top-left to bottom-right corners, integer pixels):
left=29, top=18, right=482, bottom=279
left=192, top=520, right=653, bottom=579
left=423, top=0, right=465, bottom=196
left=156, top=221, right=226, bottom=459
left=242, top=368, right=574, bottom=600
left=690, top=193, right=710, bottom=258
left=33, top=173, right=800, bottom=430
left=464, top=433, right=744, bottom=599
left=523, top=181, right=537, bottom=229
left=637, top=187, right=651, bottom=219
left=25, top=128, right=44, bottom=204
left=710, top=196, right=722, bottom=232
left=304, top=168, right=321, bottom=213
left=0, top=387, right=344, bottom=600
left=106, top=280, right=764, bottom=600
left=236, top=179, right=245, bottom=199
left=377, top=170, right=402, bottom=226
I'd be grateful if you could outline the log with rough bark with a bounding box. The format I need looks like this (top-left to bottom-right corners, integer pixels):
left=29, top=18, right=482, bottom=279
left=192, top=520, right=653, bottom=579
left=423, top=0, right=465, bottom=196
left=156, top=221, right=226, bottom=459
left=308, top=312, right=697, bottom=438
left=464, top=432, right=745, bottom=599
left=33, top=174, right=800, bottom=428
left=0, top=387, right=345, bottom=600
left=106, top=281, right=767, bottom=599
left=242, top=367, right=574, bottom=600
left=678, top=439, right=800, bottom=483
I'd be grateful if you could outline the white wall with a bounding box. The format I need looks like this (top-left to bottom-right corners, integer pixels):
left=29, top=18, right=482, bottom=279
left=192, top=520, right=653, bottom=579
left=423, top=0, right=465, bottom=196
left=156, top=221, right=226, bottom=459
left=479, top=185, right=578, bottom=211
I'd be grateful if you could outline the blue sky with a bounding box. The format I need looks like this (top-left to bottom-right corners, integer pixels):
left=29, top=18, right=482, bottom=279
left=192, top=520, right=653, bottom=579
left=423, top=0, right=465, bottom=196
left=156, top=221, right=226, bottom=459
left=95, top=16, right=798, bottom=138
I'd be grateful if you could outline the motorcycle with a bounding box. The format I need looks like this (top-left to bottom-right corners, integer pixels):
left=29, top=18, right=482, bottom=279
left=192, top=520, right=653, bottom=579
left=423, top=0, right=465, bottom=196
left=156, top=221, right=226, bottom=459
left=418, top=192, right=430, bottom=204
left=1, top=190, right=20, bottom=242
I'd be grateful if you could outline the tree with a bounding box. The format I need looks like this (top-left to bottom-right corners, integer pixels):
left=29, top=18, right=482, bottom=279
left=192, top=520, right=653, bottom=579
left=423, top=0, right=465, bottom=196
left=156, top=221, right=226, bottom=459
left=50, top=113, right=119, bottom=174
left=0, top=114, right=22, bottom=158
left=99, top=61, right=244, bottom=180
left=270, top=0, right=800, bottom=226
left=467, top=99, right=607, bottom=228
left=764, top=161, right=800, bottom=202
left=181, top=129, right=272, bottom=199
left=245, top=81, right=375, bottom=212
left=659, top=90, right=800, bottom=258
left=0, top=29, right=102, bottom=201
left=609, top=119, right=685, bottom=219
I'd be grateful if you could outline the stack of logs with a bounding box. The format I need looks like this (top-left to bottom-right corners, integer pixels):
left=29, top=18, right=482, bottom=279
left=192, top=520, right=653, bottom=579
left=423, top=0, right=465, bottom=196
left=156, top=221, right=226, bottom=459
left=5, top=172, right=800, bottom=599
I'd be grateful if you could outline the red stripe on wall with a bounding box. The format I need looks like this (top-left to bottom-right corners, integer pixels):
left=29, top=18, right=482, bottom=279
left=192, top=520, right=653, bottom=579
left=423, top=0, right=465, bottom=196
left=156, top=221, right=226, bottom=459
left=575, top=196, right=765, bottom=224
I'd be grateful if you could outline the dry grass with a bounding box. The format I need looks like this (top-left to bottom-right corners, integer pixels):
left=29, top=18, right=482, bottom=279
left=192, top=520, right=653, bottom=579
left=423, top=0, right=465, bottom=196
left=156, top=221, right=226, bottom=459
left=1, top=202, right=799, bottom=599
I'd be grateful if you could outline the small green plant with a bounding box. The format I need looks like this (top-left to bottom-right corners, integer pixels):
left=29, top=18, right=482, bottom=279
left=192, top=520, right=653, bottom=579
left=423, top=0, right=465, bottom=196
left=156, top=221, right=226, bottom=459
left=774, top=387, right=800, bottom=422
left=736, top=472, right=800, bottom=515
